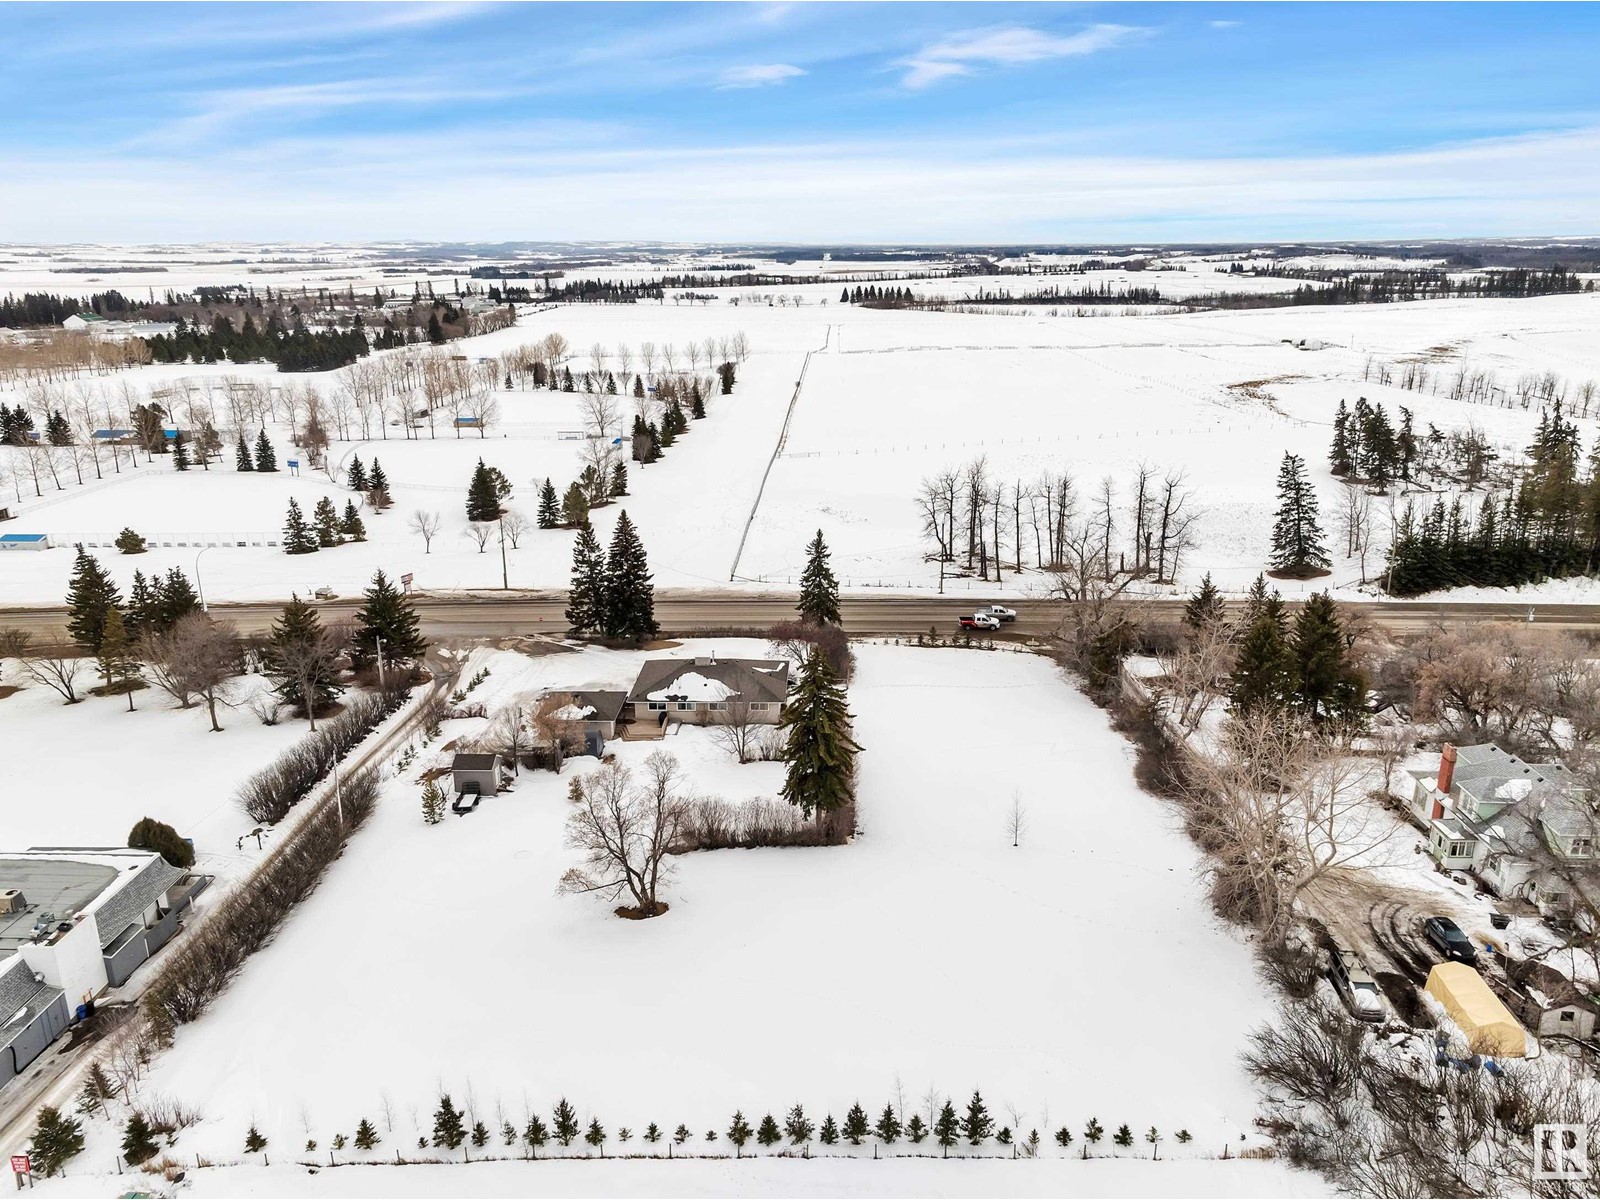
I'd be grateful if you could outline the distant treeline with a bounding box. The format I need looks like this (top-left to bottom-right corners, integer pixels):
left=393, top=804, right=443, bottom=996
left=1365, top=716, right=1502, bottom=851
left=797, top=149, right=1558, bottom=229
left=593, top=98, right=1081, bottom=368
left=0, top=289, right=148, bottom=328
left=144, top=314, right=373, bottom=373
left=1199, top=267, right=1591, bottom=310
left=851, top=282, right=1166, bottom=307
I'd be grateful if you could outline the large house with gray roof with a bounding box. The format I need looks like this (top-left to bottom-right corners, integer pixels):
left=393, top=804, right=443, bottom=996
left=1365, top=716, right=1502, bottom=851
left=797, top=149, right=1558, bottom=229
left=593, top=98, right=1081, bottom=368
left=2, top=848, right=209, bottom=1091
left=1409, top=743, right=1594, bottom=914
left=626, top=655, right=790, bottom=728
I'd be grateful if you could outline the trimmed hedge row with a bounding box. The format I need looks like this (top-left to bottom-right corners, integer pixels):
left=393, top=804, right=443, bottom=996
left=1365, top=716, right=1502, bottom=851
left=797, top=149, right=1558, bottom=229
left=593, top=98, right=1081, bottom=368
left=238, top=686, right=408, bottom=824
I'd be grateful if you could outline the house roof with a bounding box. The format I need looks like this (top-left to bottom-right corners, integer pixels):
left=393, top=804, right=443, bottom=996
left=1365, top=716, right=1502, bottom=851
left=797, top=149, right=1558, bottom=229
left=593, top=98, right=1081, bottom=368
left=451, top=752, right=501, bottom=771
left=627, top=657, right=789, bottom=707
left=0, top=848, right=181, bottom=953
left=0, top=956, right=64, bottom=1054
left=566, top=690, right=628, bottom=722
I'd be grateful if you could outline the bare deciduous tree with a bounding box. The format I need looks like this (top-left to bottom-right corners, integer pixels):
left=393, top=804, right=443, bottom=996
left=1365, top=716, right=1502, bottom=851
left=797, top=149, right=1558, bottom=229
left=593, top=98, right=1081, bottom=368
left=708, top=700, right=762, bottom=764
left=1006, top=791, right=1028, bottom=847
left=18, top=640, right=85, bottom=703
left=463, top=522, right=495, bottom=553
left=146, top=615, right=243, bottom=731
left=409, top=509, right=441, bottom=553
left=559, top=752, right=691, bottom=918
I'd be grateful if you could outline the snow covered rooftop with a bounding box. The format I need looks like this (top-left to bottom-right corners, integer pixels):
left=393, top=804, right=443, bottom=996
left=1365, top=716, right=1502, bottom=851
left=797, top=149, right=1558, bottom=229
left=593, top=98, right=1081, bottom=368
left=628, top=657, right=789, bottom=706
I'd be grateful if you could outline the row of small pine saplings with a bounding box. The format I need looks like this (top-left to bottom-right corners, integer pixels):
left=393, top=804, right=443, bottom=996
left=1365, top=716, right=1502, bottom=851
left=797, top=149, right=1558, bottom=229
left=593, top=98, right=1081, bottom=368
left=28, top=1085, right=1205, bottom=1177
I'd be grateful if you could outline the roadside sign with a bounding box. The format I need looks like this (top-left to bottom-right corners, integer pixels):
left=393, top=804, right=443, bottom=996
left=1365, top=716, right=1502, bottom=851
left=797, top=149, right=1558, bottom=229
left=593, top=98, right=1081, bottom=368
left=401, top=572, right=414, bottom=592
left=287, top=459, right=299, bottom=468
left=9, top=1156, right=28, bottom=1174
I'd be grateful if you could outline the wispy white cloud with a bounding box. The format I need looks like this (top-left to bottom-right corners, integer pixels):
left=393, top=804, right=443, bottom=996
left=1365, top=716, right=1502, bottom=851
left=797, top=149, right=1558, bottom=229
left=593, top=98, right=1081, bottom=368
left=1209, top=20, right=1243, bottom=30
left=897, top=24, right=1148, bottom=90
left=718, top=63, right=806, bottom=89
left=8, top=123, right=1598, bottom=243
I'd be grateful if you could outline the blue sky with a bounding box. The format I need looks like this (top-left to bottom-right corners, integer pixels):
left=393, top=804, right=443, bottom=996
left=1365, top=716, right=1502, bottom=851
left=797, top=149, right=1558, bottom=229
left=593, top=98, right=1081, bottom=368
left=3, top=1, right=1599, bottom=242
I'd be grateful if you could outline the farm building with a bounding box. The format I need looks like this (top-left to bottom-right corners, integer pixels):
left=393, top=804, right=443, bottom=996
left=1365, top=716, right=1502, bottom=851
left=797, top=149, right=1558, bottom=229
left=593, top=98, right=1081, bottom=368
left=0, top=533, right=49, bottom=552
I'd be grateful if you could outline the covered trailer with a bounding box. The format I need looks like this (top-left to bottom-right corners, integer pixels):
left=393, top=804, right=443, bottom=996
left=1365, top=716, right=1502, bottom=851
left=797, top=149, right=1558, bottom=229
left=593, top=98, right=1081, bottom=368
left=1425, top=962, right=1527, bottom=1057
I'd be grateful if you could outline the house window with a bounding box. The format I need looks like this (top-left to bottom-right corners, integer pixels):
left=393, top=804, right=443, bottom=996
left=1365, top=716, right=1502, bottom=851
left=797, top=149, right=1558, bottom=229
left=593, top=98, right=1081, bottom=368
left=750, top=702, right=770, bottom=711
left=709, top=701, right=727, bottom=711
left=1448, top=840, right=1473, bottom=860
left=647, top=701, right=667, bottom=712
left=676, top=702, right=694, bottom=711
left=1571, top=838, right=1593, bottom=858
left=1560, top=1010, right=1577, bottom=1023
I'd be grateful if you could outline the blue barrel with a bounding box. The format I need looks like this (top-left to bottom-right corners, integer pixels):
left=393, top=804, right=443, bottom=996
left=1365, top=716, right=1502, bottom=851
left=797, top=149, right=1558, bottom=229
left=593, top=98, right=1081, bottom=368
left=75, top=1004, right=88, bottom=1021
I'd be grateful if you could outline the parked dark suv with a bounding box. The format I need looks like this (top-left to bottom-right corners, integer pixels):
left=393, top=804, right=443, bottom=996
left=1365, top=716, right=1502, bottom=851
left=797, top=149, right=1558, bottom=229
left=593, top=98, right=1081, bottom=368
left=1423, top=916, right=1478, bottom=965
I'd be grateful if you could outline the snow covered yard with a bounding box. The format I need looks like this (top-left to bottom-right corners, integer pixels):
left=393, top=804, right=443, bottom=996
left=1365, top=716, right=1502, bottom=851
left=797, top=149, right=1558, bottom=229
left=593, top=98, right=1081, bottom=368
left=31, top=1153, right=1328, bottom=1198
left=107, top=640, right=1291, bottom=1189
left=0, top=660, right=306, bottom=884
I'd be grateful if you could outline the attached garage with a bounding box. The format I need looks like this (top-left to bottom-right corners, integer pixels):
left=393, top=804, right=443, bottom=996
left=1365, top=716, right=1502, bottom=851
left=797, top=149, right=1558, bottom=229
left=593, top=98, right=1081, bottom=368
left=1425, top=962, right=1528, bottom=1057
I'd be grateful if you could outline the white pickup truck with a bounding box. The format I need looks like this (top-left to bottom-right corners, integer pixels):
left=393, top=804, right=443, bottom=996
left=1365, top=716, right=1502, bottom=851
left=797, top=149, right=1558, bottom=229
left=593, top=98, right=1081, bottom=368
left=979, top=604, right=1017, bottom=623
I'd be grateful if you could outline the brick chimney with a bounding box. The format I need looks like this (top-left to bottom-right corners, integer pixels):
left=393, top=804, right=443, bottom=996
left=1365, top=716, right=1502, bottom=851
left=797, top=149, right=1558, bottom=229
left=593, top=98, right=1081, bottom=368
left=1437, top=743, right=1458, bottom=796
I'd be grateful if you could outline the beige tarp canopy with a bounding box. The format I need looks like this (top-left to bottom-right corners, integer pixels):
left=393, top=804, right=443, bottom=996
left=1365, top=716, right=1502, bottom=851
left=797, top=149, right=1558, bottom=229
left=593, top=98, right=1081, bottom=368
left=1425, top=962, right=1527, bottom=1058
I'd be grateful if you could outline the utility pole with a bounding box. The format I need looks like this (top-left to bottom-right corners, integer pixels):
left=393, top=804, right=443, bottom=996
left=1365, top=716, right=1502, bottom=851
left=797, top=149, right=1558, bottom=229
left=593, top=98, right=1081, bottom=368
left=498, top=514, right=508, bottom=590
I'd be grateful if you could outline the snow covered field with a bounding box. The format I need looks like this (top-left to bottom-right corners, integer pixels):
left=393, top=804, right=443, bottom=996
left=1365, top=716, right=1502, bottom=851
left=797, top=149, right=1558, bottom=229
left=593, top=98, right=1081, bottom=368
left=4, top=252, right=1598, bottom=608
left=87, top=640, right=1292, bottom=1193
left=31, top=1154, right=1328, bottom=1199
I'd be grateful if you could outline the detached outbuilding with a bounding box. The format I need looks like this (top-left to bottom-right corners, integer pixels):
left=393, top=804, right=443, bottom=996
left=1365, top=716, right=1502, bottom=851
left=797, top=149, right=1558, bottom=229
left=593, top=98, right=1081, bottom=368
left=1425, top=962, right=1528, bottom=1057
left=450, top=752, right=503, bottom=798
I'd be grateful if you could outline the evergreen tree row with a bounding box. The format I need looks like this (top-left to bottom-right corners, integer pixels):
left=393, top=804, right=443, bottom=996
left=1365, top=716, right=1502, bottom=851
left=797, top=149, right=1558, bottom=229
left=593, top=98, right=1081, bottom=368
left=1385, top=400, right=1600, bottom=595
left=143, top=313, right=370, bottom=373
left=283, top=497, right=366, bottom=554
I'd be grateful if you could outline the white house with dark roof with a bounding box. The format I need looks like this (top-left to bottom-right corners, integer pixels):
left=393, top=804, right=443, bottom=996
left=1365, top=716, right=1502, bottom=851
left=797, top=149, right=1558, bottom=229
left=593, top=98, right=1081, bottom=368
left=626, top=655, right=790, bottom=728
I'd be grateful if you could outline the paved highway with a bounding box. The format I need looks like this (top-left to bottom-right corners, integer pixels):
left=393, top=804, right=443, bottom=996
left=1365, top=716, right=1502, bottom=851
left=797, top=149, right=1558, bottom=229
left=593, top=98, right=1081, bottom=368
left=3, top=591, right=1599, bottom=641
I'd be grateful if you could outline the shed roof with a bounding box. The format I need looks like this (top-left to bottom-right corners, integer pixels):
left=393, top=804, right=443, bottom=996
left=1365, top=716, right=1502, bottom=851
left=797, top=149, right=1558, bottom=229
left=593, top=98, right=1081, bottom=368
left=452, top=752, right=501, bottom=771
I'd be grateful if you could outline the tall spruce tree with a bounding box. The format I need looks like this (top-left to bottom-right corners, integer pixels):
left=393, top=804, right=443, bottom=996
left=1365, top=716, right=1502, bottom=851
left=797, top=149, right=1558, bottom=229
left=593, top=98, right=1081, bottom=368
left=1183, top=572, right=1226, bottom=632
left=65, top=547, right=123, bottom=653
left=1269, top=453, right=1330, bottom=577
left=368, top=458, right=390, bottom=507
left=254, top=429, right=278, bottom=472
left=170, top=431, right=190, bottom=471
left=268, top=595, right=344, bottom=715
left=609, top=459, right=628, bottom=498
left=313, top=496, right=343, bottom=547
left=340, top=500, right=366, bottom=541
left=352, top=570, right=426, bottom=671
left=561, top=481, right=589, bottom=529
left=961, top=1091, right=993, bottom=1145
left=466, top=458, right=502, bottom=522
left=282, top=498, right=318, bottom=554
left=601, top=510, right=658, bottom=642
left=1230, top=595, right=1298, bottom=713
left=1292, top=591, right=1364, bottom=725
left=778, top=646, right=861, bottom=821
left=536, top=478, right=560, bottom=528
left=797, top=530, right=841, bottom=626
left=432, top=1096, right=466, bottom=1150
left=235, top=432, right=254, bottom=472
left=347, top=454, right=367, bottom=492
left=566, top=524, right=607, bottom=636
left=154, top=566, right=199, bottom=633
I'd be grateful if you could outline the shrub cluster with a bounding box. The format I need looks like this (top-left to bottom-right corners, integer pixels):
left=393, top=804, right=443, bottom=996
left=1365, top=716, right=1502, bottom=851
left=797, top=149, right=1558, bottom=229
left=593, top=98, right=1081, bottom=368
left=146, top=767, right=381, bottom=1028
left=676, top=797, right=829, bottom=851
left=237, top=685, right=408, bottom=823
